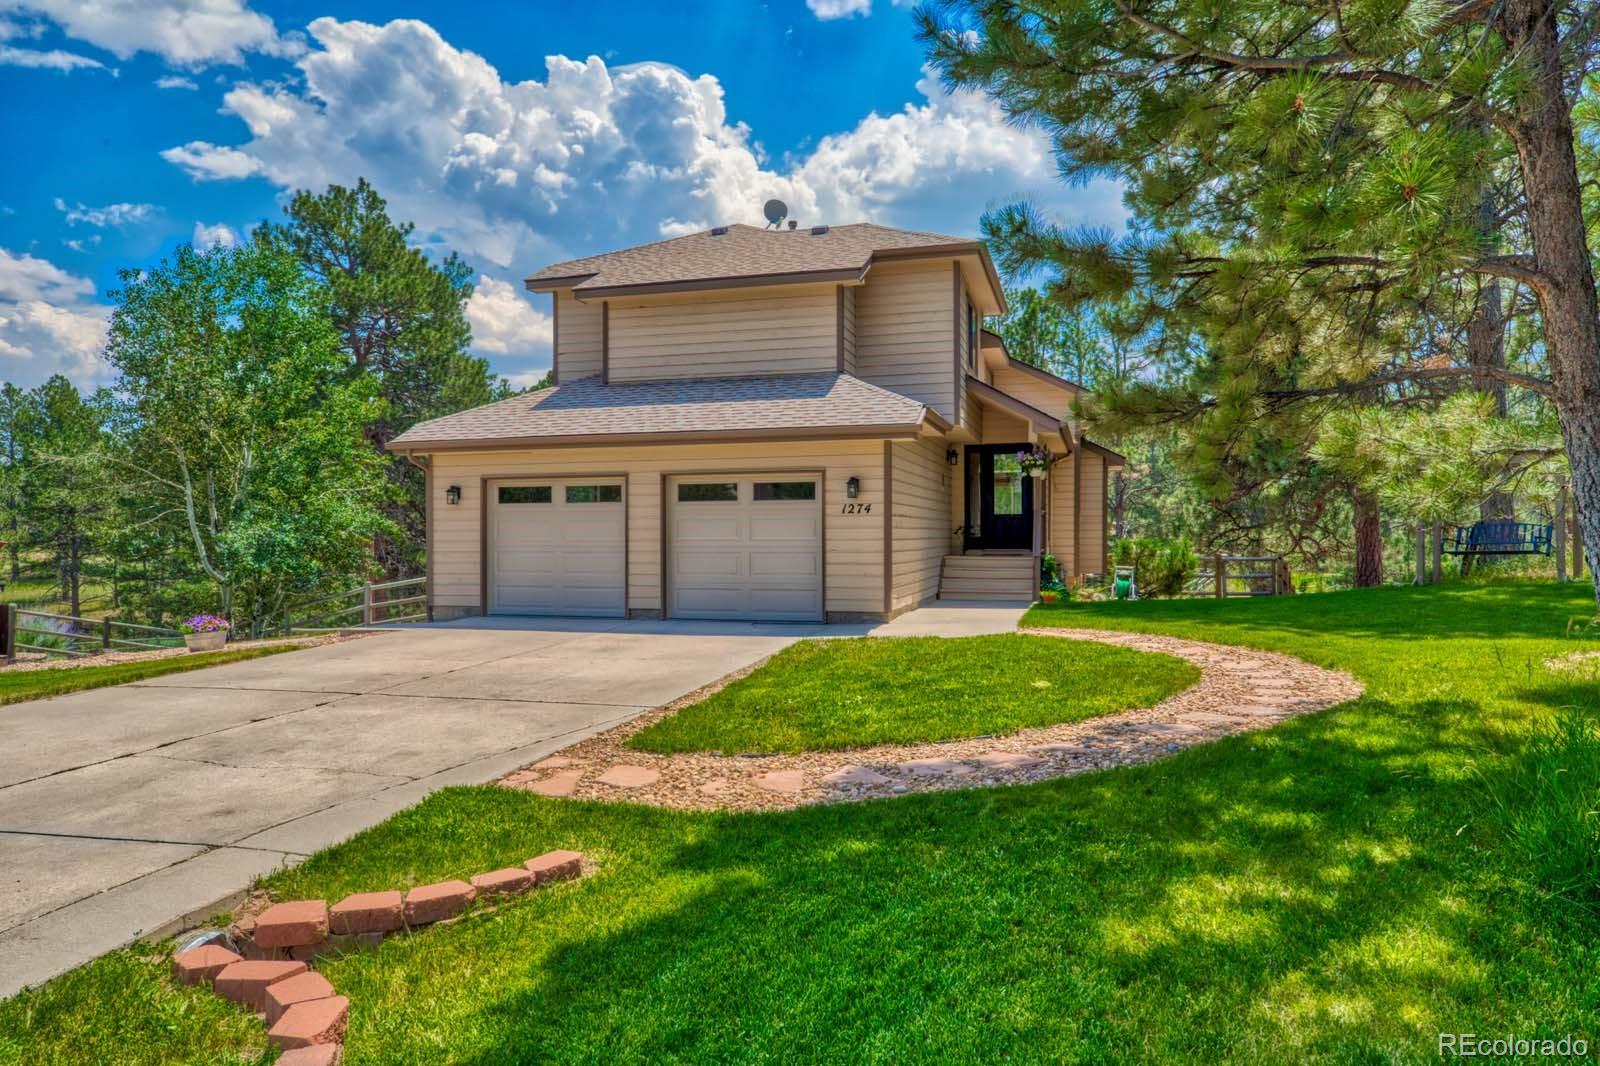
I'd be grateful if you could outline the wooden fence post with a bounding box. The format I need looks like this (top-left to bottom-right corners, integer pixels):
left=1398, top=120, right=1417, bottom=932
left=1214, top=553, right=1225, bottom=599
left=101, top=617, right=111, bottom=652
left=361, top=582, right=372, bottom=627
left=2, top=603, right=14, bottom=662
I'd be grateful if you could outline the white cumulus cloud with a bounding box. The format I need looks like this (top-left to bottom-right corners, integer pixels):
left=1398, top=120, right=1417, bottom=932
left=465, top=275, right=552, bottom=368
left=0, top=247, right=111, bottom=387
left=54, top=198, right=158, bottom=228
left=0, top=0, right=300, bottom=67
left=806, top=0, right=879, bottom=18
left=155, top=74, right=198, bottom=90
left=158, top=16, right=1122, bottom=275
left=191, top=221, right=238, bottom=250
left=0, top=41, right=103, bottom=69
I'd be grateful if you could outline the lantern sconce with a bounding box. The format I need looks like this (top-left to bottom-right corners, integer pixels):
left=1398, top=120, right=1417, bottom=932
left=945, top=448, right=959, bottom=466
left=845, top=476, right=861, bottom=500
left=445, top=485, right=462, bottom=506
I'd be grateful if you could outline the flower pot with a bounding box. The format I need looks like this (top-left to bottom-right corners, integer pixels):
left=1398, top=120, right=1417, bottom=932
left=184, top=631, right=226, bottom=653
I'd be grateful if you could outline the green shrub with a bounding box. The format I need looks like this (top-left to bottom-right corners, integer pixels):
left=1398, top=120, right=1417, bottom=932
left=1110, top=537, right=1199, bottom=598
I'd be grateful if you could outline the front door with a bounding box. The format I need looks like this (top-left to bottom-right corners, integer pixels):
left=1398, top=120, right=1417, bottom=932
left=964, top=445, right=1034, bottom=551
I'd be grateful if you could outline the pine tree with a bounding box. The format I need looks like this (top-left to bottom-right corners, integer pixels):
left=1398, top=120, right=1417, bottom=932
left=923, top=0, right=1600, bottom=604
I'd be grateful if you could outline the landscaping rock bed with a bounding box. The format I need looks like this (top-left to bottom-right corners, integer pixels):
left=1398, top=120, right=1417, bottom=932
left=171, top=849, right=589, bottom=1063
left=0, top=631, right=358, bottom=672
left=499, top=629, right=1363, bottom=812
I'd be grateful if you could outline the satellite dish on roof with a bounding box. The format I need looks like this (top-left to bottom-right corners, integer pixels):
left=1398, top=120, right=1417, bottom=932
left=763, top=198, right=788, bottom=229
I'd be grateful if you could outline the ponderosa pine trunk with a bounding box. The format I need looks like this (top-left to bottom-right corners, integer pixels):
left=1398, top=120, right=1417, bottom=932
left=1466, top=274, right=1515, bottom=521
left=1353, top=489, right=1382, bottom=587
left=1503, top=0, right=1600, bottom=608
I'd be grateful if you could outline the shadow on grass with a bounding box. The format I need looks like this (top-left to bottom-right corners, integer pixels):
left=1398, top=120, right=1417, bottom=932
left=297, top=694, right=1566, bottom=1064
left=1029, top=581, right=1600, bottom=644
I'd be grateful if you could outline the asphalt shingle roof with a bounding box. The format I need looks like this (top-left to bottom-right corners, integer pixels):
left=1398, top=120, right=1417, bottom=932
left=388, top=372, right=934, bottom=449
left=525, top=223, right=976, bottom=294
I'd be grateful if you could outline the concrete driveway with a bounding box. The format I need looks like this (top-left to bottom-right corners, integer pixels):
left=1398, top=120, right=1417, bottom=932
left=0, top=616, right=857, bottom=998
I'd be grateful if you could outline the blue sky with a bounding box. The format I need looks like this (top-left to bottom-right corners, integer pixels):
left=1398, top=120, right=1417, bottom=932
left=0, top=0, right=1123, bottom=389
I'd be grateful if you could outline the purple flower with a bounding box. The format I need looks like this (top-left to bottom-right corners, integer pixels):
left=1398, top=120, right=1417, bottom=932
left=181, top=614, right=230, bottom=634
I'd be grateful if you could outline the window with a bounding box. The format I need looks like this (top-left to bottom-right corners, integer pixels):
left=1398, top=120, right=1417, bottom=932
left=677, top=482, right=738, bottom=502
left=566, top=484, right=622, bottom=503
left=498, top=486, right=551, bottom=504
left=754, top=481, right=816, bottom=501
left=966, top=299, right=977, bottom=367
left=992, top=455, right=1023, bottom=516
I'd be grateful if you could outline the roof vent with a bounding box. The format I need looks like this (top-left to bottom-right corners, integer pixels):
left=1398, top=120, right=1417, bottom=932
left=710, top=226, right=729, bottom=236
left=787, top=219, right=797, bottom=230
left=810, top=225, right=829, bottom=236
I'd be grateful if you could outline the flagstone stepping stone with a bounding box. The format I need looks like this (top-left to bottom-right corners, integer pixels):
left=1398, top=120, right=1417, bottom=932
left=698, top=777, right=732, bottom=795
left=1131, top=721, right=1204, bottom=736
left=533, top=755, right=575, bottom=769
left=1176, top=711, right=1248, bottom=726
left=755, top=770, right=806, bottom=794
left=595, top=764, right=659, bottom=789
left=972, top=751, right=1044, bottom=771
left=529, top=770, right=583, bottom=797
left=820, top=765, right=892, bottom=787
left=1028, top=743, right=1098, bottom=756
left=899, top=758, right=974, bottom=777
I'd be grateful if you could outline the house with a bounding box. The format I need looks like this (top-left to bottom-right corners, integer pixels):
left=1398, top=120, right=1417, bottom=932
left=388, top=222, right=1123, bottom=623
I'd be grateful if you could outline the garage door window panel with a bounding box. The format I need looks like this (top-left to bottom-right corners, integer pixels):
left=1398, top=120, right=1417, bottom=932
left=753, top=481, right=816, bottom=501
left=566, top=484, right=622, bottom=503
left=678, top=483, right=738, bottom=502
left=498, top=486, right=552, bottom=504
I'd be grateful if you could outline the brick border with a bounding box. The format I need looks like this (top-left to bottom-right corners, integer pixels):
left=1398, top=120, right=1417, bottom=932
left=171, top=850, right=589, bottom=1062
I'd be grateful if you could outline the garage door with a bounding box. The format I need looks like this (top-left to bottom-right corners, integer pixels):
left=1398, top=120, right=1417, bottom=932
left=668, top=474, right=823, bottom=621
left=489, top=479, right=625, bottom=616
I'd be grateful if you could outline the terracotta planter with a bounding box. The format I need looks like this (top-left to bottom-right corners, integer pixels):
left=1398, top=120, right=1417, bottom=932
left=184, top=630, right=227, bottom=653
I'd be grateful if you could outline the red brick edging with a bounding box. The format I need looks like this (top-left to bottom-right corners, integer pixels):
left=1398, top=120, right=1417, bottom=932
left=172, top=850, right=587, bottom=1063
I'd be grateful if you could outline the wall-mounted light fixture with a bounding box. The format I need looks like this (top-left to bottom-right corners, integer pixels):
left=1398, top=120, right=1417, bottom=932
left=445, top=485, right=462, bottom=505
left=945, top=448, right=959, bottom=466
left=845, top=476, right=860, bottom=500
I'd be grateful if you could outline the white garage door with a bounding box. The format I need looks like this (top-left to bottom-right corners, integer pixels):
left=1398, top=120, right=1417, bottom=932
left=668, top=474, right=823, bottom=622
left=489, top=479, right=625, bottom=616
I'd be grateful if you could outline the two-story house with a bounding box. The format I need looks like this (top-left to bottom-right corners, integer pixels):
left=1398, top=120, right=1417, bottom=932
left=388, top=222, right=1123, bottom=623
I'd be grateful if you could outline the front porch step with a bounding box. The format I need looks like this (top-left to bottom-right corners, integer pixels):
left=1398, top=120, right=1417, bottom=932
left=938, top=554, right=1035, bottom=601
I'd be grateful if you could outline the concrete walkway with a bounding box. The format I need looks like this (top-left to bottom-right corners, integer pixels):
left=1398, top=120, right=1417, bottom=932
left=0, top=603, right=1027, bottom=998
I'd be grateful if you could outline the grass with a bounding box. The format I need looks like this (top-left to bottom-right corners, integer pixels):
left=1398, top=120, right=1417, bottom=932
left=627, top=634, right=1200, bottom=754
left=0, top=644, right=302, bottom=707
left=3, top=581, right=1600, bottom=1064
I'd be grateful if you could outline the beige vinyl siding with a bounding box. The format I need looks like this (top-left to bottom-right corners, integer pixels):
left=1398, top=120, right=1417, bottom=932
left=840, top=286, right=858, bottom=374
left=855, top=259, right=957, bottom=421
left=428, top=439, right=887, bottom=618
left=554, top=290, right=604, bottom=382
left=889, top=437, right=951, bottom=614
left=990, top=364, right=1073, bottom=419
left=605, top=285, right=837, bottom=382
left=1049, top=455, right=1077, bottom=573
left=1076, top=453, right=1107, bottom=576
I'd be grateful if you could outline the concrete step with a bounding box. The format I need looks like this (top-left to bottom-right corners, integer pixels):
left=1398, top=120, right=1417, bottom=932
left=939, top=554, right=1036, bottom=601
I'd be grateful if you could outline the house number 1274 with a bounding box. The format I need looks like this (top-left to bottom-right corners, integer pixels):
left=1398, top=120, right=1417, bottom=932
left=840, top=503, right=873, bottom=514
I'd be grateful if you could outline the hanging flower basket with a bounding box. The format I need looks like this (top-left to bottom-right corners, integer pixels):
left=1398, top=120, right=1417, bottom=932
left=180, top=614, right=230, bottom=652
left=1017, top=448, right=1050, bottom=478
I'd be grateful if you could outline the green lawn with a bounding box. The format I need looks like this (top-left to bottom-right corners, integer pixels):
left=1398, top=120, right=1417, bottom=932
left=3, top=582, right=1599, bottom=1065
left=627, top=633, right=1200, bottom=754
left=0, top=644, right=303, bottom=706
